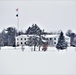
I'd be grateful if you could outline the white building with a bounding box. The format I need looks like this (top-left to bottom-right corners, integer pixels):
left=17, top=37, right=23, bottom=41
left=42, top=34, right=70, bottom=47
left=15, top=34, right=70, bottom=47
left=15, top=35, right=27, bottom=46
left=15, top=34, right=39, bottom=46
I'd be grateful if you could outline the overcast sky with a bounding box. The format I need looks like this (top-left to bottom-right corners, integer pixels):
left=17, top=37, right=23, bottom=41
left=0, top=0, right=76, bottom=33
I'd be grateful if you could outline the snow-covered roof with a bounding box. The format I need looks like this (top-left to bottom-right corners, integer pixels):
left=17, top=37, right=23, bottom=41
left=65, top=36, right=70, bottom=38
left=42, top=35, right=59, bottom=38
left=64, top=34, right=70, bottom=38
left=15, top=34, right=39, bottom=38
left=42, top=34, right=70, bottom=39
left=15, top=34, right=70, bottom=39
left=16, top=35, right=27, bottom=38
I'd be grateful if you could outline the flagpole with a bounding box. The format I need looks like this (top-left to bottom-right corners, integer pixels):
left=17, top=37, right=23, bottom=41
left=16, top=8, right=19, bottom=33
left=17, top=9, right=19, bottom=32
left=15, top=8, right=19, bottom=47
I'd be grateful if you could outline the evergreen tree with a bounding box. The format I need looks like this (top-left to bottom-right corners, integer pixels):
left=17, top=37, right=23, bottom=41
left=6, top=27, right=17, bottom=46
left=56, top=31, right=67, bottom=50
left=26, top=24, right=42, bottom=35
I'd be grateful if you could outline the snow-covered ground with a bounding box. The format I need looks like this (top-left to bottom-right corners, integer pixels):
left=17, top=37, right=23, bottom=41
left=0, top=46, right=76, bottom=74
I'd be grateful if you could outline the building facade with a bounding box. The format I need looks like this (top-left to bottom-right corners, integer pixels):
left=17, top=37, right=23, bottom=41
left=15, top=34, right=70, bottom=47
left=42, top=35, right=70, bottom=47
left=15, top=34, right=39, bottom=46
left=15, top=35, right=29, bottom=46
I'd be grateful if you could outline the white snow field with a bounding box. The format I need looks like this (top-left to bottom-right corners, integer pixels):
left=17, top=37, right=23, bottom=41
left=0, top=46, right=76, bottom=74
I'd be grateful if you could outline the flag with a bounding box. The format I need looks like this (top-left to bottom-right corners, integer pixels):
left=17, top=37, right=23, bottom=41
left=16, top=8, right=18, bottom=17
left=16, top=8, right=18, bottom=11
left=16, top=14, right=18, bottom=17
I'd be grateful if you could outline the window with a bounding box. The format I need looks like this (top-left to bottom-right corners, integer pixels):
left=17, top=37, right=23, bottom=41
left=17, top=42, right=19, bottom=46
left=21, top=38, right=22, bottom=40
left=25, top=42, right=26, bottom=45
left=50, top=38, right=52, bottom=40
left=54, top=38, right=56, bottom=40
left=21, top=42, right=22, bottom=44
left=46, top=38, right=48, bottom=40
left=17, top=38, right=18, bottom=40
left=54, top=42, right=56, bottom=44
left=24, top=38, right=26, bottom=40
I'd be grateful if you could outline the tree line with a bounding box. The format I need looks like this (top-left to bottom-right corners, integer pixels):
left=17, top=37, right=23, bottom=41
left=0, top=24, right=76, bottom=49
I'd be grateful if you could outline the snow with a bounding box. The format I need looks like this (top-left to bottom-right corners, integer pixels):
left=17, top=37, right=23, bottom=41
left=16, top=34, right=39, bottom=38
left=42, top=35, right=59, bottom=38
left=0, top=46, right=76, bottom=74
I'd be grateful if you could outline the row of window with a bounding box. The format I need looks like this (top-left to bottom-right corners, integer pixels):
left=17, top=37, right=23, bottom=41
left=17, top=38, right=56, bottom=40
left=17, top=38, right=26, bottom=40
left=17, top=42, right=26, bottom=45
left=17, top=42, right=56, bottom=45
left=46, top=38, right=56, bottom=40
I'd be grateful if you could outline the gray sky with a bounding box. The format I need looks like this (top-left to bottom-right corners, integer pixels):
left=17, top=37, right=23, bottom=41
left=0, top=0, right=76, bottom=33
